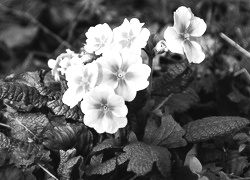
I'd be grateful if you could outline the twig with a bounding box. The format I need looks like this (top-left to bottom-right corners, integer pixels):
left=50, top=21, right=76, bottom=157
left=37, top=163, right=59, bottom=180
left=219, top=32, right=250, bottom=59
left=0, top=3, right=71, bottom=49
left=152, top=93, right=173, bottom=113
left=0, top=122, right=11, bottom=129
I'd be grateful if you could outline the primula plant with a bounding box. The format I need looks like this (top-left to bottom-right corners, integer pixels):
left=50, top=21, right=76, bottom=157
left=1, top=4, right=250, bottom=180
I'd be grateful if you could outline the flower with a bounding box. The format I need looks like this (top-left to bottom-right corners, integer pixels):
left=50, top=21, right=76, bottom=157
left=113, top=18, right=150, bottom=54
left=84, top=23, right=113, bottom=55
left=62, top=61, right=99, bottom=108
left=97, top=50, right=151, bottom=101
left=164, top=6, right=207, bottom=63
left=81, top=85, right=128, bottom=134
left=48, top=49, right=87, bottom=81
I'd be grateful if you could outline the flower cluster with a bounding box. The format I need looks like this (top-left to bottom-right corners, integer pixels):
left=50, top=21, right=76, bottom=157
left=48, top=18, right=151, bottom=134
left=48, top=7, right=207, bottom=134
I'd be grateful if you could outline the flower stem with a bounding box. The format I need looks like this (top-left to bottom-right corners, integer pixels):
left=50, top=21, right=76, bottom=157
left=147, top=54, right=154, bottom=98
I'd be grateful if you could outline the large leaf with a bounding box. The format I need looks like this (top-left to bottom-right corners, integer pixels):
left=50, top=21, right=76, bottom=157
left=124, top=142, right=171, bottom=178
left=5, top=112, right=50, bottom=142
left=0, top=82, right=48, bottom=109
left=184, top=116, right=250, bottom=143
left=143, top=113, right=187, bottom=148
left=57, top=148, right=84, bottom=180
left=153, top=87, right=200, bottom=114
left=47, top=98, right=84, bottom=121
left=43, top=121, right=93, bottom=155
left=151, top=61, right=193, bottom=96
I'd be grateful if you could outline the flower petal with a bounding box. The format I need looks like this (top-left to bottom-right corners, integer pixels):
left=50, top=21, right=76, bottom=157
left=173, top=6, right=192, bottom=33
left=107, top=94, right=128, bottom=117
left=84, top=109, right=105, bottom=133
left=115, top=80, right=137, bottom=102
left=102, top=112, right=127, bottom=134
left=100, top=68, right=118, bottom=89
left=183, top=40, right=205, bottom=64
left=48, top=59, right=56, bottom=69
left=164, top=27, right=184, bottom=54
left=62, top=87, right=84, bottom=108
left=125, top=63, right=151, bottom=91
left=187, top=17, right=207, bottom=37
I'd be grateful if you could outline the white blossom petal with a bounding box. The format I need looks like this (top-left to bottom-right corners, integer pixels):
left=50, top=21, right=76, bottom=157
left=187, top=17, right=207, bottom=37
left=62, top=87, right=84, bottom=108
left=183, top=40, right=205, bottom=64
left=125, top=63, right=151, bottom=91
left=164, top=27, right=184, bottom=54
left=108, top=94, right=128, bottom=117
left=84, top=109, right=105, bottom=133
left=173, top=6, right=192, bottom=33
left=115, top=80, right=137, bottom=102
left=48, top=59, right=56, bottom=69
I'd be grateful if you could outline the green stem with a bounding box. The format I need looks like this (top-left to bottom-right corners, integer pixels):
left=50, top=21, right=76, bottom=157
left=148, top=55, right=154, bottom=99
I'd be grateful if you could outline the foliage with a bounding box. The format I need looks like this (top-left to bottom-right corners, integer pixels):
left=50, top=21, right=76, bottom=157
left=1, top=0, right=250, bottom=179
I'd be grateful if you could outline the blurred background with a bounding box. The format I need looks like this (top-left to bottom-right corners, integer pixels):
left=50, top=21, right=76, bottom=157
left=1, top=0, right=250, bottom=76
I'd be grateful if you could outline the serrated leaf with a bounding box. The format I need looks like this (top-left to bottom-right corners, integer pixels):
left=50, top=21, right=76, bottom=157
left=0, top=82, right=48, bottom=109
left=184, top=116, right=250, bottom=143
left=47, top=98, right=84, bottom=121
left=143, top=114, right=187, bottom=148
left=92, top=138, right=120, bottom=153
left=5, top=112, right=50, bottom=142
left=124, top=142, right=171, bottom=178
left=14, top=70, right=56, bottom=98
left=151, top=62, right=193, bottom=96
left=43, top=122, right=93, bottom=154
left=154, top=87, right=200, bottom=114
left=57, top=148, right=84, bottom=180
left=85, top=153, right=128, bottom=175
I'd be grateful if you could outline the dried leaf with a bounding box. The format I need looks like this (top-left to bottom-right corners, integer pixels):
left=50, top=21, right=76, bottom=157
left=151, top=62, right=193, bottom=96
left=124, top=142, right=171, bottom=178
left=85, top=153, right=128, bottom=175
left=184, top=116, right=250, bottom=143
left=5, top=112, right=50, bottom=142
left=143, top=114, right=187, bottom=148
left=0, top=82, right=48, bottom=109
left=57, top=148, right=84, bottom=180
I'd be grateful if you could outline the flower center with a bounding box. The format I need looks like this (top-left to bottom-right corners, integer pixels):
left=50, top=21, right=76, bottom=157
left=102, top=104, right=109, bottom=111
left=183, top=33, right=190, bottom=40
left=117, top=70, right=125, bottom=79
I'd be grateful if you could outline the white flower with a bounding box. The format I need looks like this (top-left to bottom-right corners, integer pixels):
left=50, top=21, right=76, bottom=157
left=164, top=6, right=207, bottom=63
left=62, top=61, right=99, bottom=108
left=113, top=18, right=150, bottom=54
left=48, top=49, right=86, bottom=81
left=97, top=50, right=151, bottom=101
left=84, top=23, right=113, bottom=55
left=81, top=85, right=128, bottom=134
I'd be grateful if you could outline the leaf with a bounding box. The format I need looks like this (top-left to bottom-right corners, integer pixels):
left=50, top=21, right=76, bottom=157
left=151, top=61, right=193, bottom=96
left=155, top=87, right=200, bottom=114
left=10, top=140, right=51, bottom=168
left=47, top=98, right=84, bottom=121
left=92, top=138, right=120, bottom=153
left=184, top=116, right=250, bottom=143
left=0, top=132, right=11, bottom=149
left=85, top=153, right=128, bottom=175
left=43, top=122, right=93, bottom=154
left=0, top=82, right=48, bottom=109
left=143, top=113, right=187, bottom=148
left=124, top=142, right=171, bottom=178
left=5, top=112, right=50, bottom=142
left=0, top=165, right=36, bottom=180
left=57, top=148, right=84, bottom=180
left=224, top=155, right=248, bottom=176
